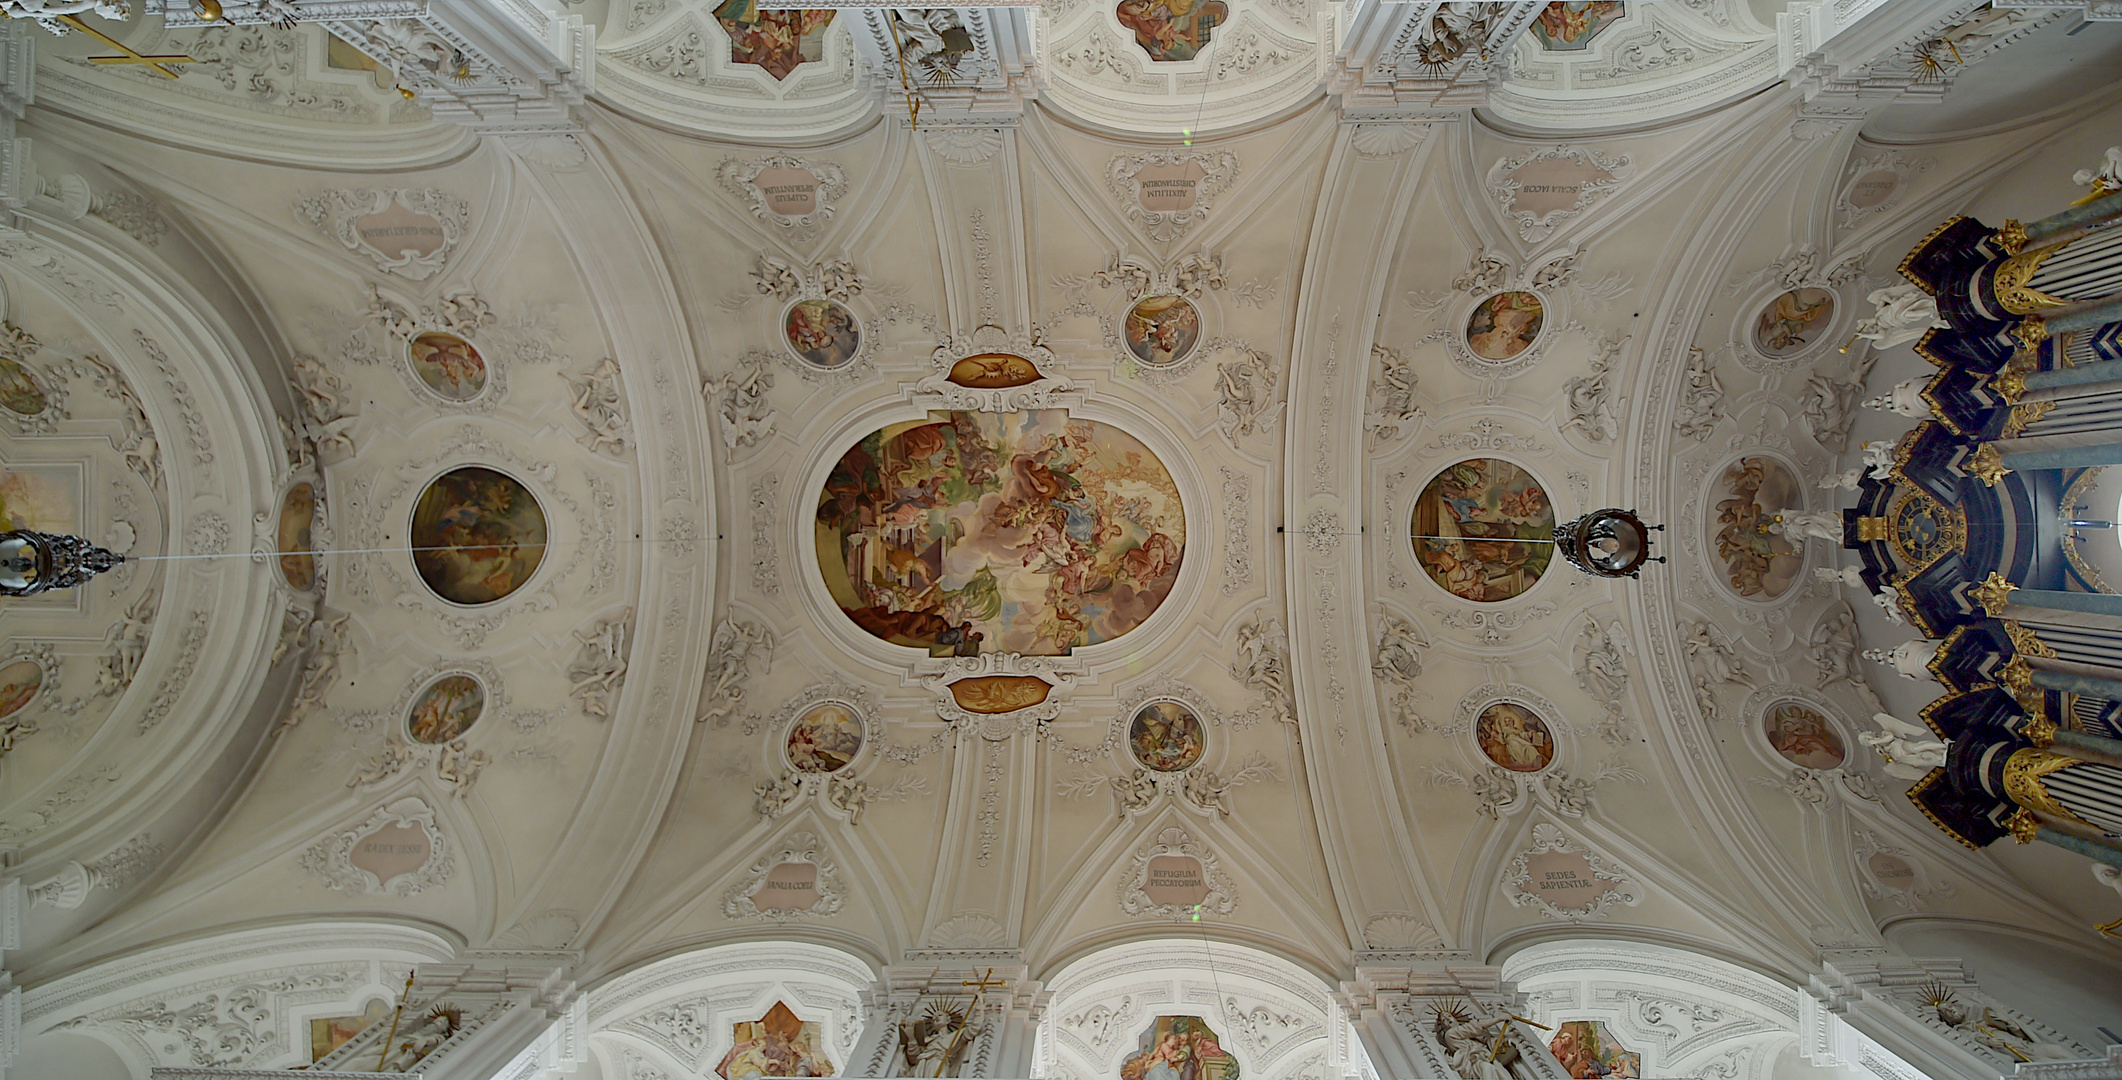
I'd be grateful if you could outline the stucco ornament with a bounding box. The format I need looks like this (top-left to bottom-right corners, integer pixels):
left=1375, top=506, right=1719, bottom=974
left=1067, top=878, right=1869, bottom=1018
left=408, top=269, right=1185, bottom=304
left=297, top=796, right=454, bottom=896
left=721, top=831, right=846, bottom=920
left=294, top=188, right=469, bottom=280
left=1118, top=825, right=1238, bottom=918
left=1501, top=823, right=1642, bottom=921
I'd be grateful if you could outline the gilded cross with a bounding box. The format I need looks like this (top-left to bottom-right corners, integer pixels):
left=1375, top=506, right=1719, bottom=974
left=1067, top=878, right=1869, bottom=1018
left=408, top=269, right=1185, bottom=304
left=57, top=14, right=196, bottom=79
left=960, top=967, right=1006, bottom=994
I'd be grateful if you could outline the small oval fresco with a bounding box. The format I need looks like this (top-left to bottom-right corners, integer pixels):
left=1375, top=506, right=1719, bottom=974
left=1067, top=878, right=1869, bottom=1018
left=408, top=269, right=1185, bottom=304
left=1411, top=458, right=1555, bottom=603
left=408, top=673, right=484, bottom=744
left=1128, top=700, right=1205, bottom=772
left=0, top=659, right=42, bottom=720
left=948, top=353, right=1043, bottom=389
left=278, top=482, right=317, bottom=591
left=1124, top=295, right=1201, bottom=368
left=1476, top=701, right=1555, bottom=772
left=785, top=298, right=860, bottom=369
left=1755, top=287, right=1836, bottom=357
left=787, top=702, right=864, bottom=773
left=1764, top=701, right=1846, bottom=770
left=409, top=466, right=548, bottom=606
left=408, top=332, right=488, bottom=401
left=1466, top=291, right=1544, bottom=361
left=1711, top=456, right=1802, bottom=600
left=0, top=354, right=47, bottom=416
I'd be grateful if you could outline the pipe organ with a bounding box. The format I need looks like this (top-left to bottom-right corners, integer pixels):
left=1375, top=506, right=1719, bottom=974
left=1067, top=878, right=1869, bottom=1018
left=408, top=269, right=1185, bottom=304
left=1856, top=160, right=2122, bottom=874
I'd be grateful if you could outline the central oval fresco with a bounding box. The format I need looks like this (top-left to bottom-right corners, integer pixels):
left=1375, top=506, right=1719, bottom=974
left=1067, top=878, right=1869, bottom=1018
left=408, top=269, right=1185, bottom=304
left=816, top=409, right=1184, bottom=656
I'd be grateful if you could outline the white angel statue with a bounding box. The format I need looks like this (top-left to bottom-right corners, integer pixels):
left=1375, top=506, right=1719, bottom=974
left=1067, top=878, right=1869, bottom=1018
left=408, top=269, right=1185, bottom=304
left=1860, top=712, right=1950, bottom=779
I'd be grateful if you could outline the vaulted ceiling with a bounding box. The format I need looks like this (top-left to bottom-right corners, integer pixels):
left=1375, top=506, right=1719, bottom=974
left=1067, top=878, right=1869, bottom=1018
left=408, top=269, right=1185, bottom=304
left=5, top=0, right=2122, bottom=1069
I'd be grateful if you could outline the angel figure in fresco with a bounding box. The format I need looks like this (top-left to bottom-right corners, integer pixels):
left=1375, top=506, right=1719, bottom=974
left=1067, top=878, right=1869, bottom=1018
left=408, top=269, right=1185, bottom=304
left=1115, top=0, right=1228, bottom=61
left=1535, top=1, right=1622, bottom=47
left=1759, top=290, right=1832, bottom=352
left=714, top=1, right=837, bottom=80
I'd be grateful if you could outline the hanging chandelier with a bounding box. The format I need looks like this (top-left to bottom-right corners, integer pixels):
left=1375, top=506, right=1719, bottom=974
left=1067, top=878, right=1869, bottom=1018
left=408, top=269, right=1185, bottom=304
left=0, top=530, right=126, bottom=597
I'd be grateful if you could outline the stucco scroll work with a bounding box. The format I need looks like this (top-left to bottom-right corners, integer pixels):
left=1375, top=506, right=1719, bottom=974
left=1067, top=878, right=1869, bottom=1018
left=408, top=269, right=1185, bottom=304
left=297, top=795, right=454, bottom=896
left=1486, top=145, right=1632, bottom=243
left=1107, top=149, right=1240, bottom=243
left=913, top=326, right=1076, bottom=411
left=1501, top=823, right=1641, bottom=921
left=1119, top=825, right=1238, bottom=918
left=295, top=188, right=470, bottom=280
left=717, top=154, right=849, bottom=241
left=722, top=831, right=846, bottom=920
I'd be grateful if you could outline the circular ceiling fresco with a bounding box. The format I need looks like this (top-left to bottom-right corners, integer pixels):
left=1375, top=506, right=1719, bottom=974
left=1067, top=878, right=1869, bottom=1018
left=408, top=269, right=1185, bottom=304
left=815, top=409, right=1183, bottom=656
left=787, top=702, right=864, bottom=773
left=1411, top=458, right=1555, bottom=602
left=1129, top=700, right=1205, bottom=772
left=408, top=673, right=484, bottom=744
left=1763, top=701, right=1846, bottom=770
left=410, top=466, right=548, bottom=606
left=1476, top=701, right=1556, bottom=773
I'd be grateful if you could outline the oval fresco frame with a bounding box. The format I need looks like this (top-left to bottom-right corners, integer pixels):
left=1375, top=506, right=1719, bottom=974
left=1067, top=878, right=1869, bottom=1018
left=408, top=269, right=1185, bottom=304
left=0, top=646, right=54, bottom=723
left=1738, top=685, right=1855, bottom=779
left=1117, top=293, right=1206, bottom=372
left=1731, top=282, right=1847, bottom=373
left=274, top=479, right=323, bottom=593
left=399, top=328, right=503, bottom=410
left=779, top=296, right=869, bottom=375
left=1446, top=288, right=1559, bottom=381
left=796, top=393, right=1207, bottom=672
left=1404, top=452, right=1562, bottom=607
left=0, top=347, right=67, bottom=434
left=1100, top=289, right=1226, bottom=382
left=1122, top=696, right=1210, bottom=773
left=403, top=669, right=491, bottom=746
left=403, top=463, right=553, bottom=609
left=1453, top=683, right=1569, bottom=774
left=388, top=657, right=510, bottom=744
left=1696, top=450, right=1808, bottom=607
left=782, top=697, right=871, bottom=775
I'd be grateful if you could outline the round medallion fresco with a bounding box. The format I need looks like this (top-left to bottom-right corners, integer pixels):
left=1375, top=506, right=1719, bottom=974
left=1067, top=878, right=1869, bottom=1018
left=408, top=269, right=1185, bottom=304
left=409, top=466, right=547, bottom=606
left=784, top=299, right=861, bottom=369
left=816, top=409, right=1184, bottom=655
left=0, top=354, right=46, bottom=416
left=408, top=332, right=488, bottom=401
left=1466, top=291, right=1544, bottom=361
left=786, top=702, right=864, bottom=773
left=1410, top=458, right=1555, bottom=602
left=407, top=673, right=484, bottom=744
left=1754, top=288, right=1836, bottom=358
left=1123, top=295, right=1201, bottom=368
left=1710, top=456, right=1802, bottom=599
left=1475, top=701, right=1555, bottom=772
left=0, top=659, right=42, bottom=720
left=1764, top=701, right=1846, bottom=770
left=278, top=482, right=317, bottom=591
left=1129, top=700, right=1205, bottom=772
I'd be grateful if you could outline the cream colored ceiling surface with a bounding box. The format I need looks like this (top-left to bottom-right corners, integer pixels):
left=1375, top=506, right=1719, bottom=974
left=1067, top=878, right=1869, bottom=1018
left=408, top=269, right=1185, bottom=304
left=5, top=0, right=2122, bottom=1076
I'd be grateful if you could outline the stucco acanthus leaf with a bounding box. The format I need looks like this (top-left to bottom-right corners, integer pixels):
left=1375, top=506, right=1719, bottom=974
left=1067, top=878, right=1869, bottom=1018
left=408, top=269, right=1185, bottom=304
left=1366, top=343, right=1425, bottom=451
left=298, top=796, right=453, bottom=895
left=1575, top=615, right=1633, bottom=744
left=1801, top=351, right=1876, bottom=453
left=1672, top=346, right=1724, bottom=441
left=1561, top=332, right=1625, bottom=443
left=560, top=356, right=631, bottom=454
left=1372, top=613, right=1429, bottom=732
left=698, top=617, right=776, bottom=725
left=1422, top=762, right=1524, bottom=819
left=1231, top=614, right=1294, bottom=726
left=56, top=967, right=364, bottom=1068
left=717, top=155, right=848, bottom=241
left=722, top=831, right=845, bottom=920
left=296, top=188, right=468, bottom=280
left=567, top=607, right=634, bottom=719
left=1214, top=344, right=1283, bottom=442
left=706, top=351, right=777, bottom=451
left=290, top=356, right=359, bottom=462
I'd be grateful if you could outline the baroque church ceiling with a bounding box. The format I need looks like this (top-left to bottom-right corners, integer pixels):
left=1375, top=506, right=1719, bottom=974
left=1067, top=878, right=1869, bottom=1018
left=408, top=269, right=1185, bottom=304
left=4, top=0, right=2122, bottom=1076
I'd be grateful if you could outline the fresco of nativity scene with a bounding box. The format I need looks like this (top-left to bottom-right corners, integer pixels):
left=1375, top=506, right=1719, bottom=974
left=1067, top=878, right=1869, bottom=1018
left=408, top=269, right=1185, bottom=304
left=1116, top=0, right=1228, bottom=62
left=816, top=409, right=1184, bottom=657
left=714, top=3, right=837, bottom=80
